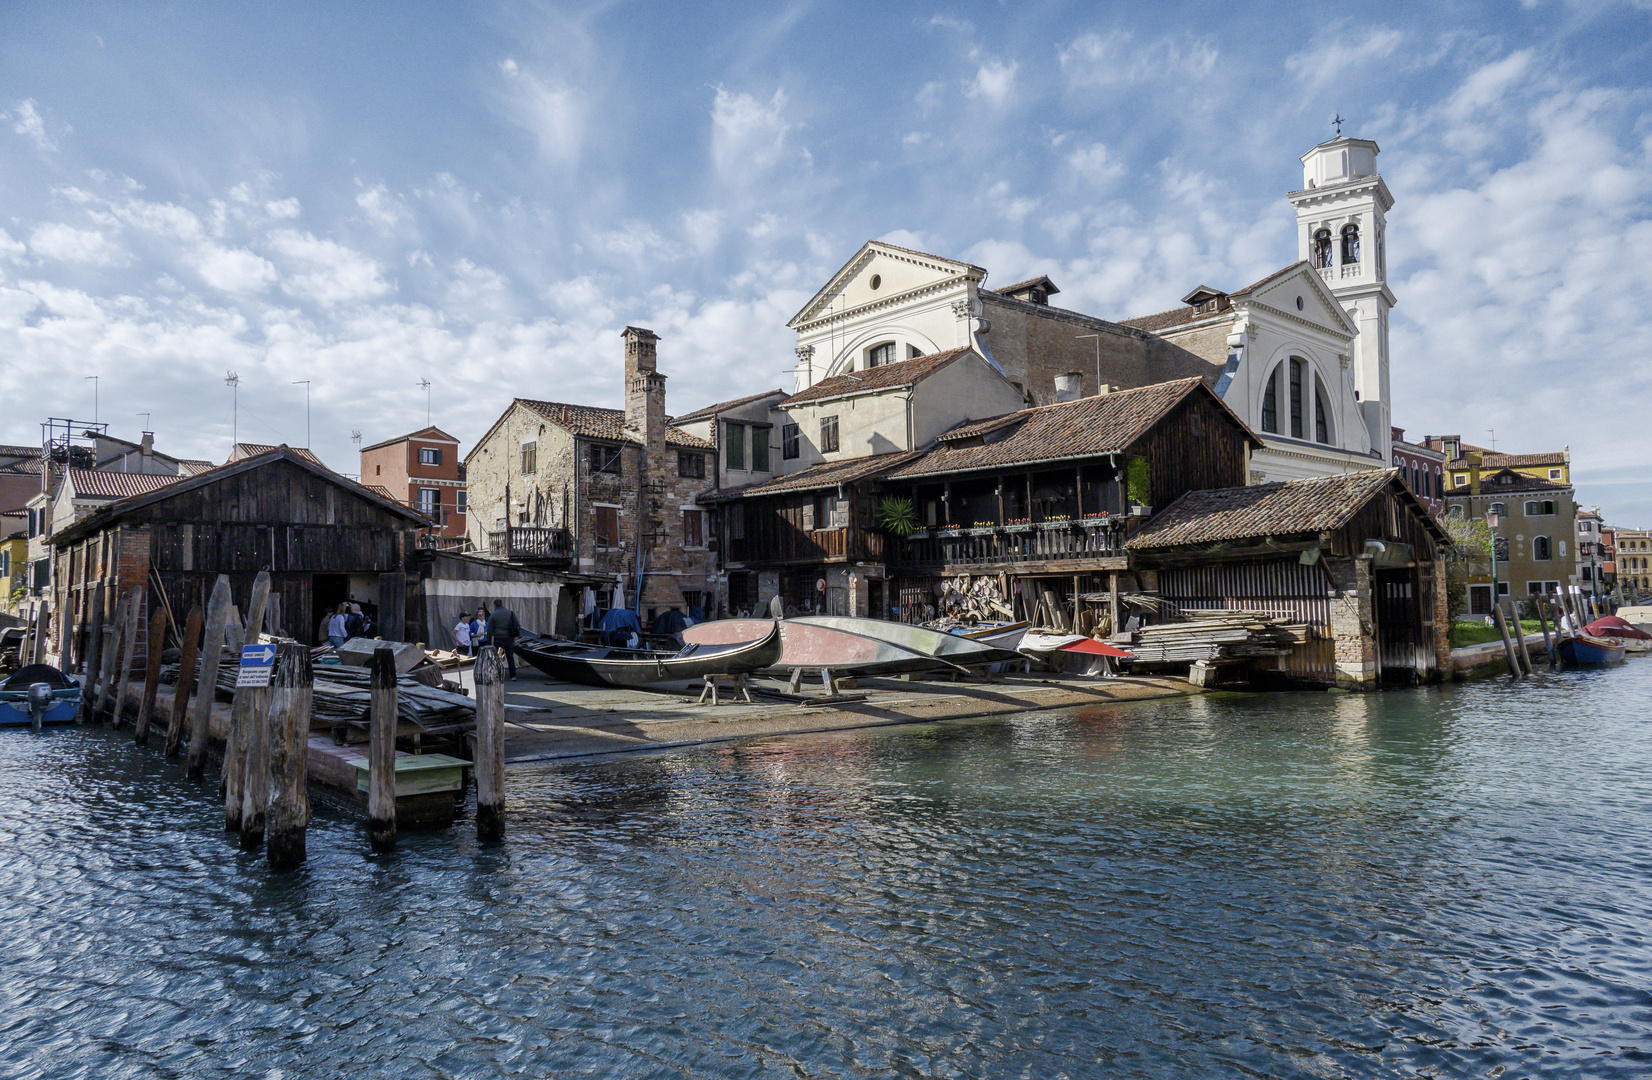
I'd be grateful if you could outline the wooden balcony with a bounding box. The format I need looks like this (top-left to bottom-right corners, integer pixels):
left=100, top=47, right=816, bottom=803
left=893, top=518, right=1127, bottom=574
left=724, top=525, right=885, bottom=567
left=487, top=526, right=573, bottom=564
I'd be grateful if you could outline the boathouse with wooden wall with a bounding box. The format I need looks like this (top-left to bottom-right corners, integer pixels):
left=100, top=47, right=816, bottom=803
left=1125, top=469, right=1450, bottom=687
left=50, top=447, right=429, bottom=662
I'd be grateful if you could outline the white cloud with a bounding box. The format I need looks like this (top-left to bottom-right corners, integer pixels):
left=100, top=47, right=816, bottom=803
left=266, top=198, right=302, bottom=220
left=29, top=222, right=126, bottom=266
left=498, top=57, right=585, bottom=166
left=267, top=229, right=392, bottom=306
left=9, top=99, right=59, bottom=151
left=682, top=209, right=723, bottom=253
left=964, top=59, right=1017, bottom=106
left=1059, top=32, right=1217, bottom=87
left=356, top=184, right=409, bottom=229
left=0, top=228, right=25, bottom=261
left=1285, top=27, right=1404, bottom=92
left=191, top=244, right=278, bottom=295
left=1067, top=143, right=1123, bottom=186
left=711, top=87, right=796, bottom=177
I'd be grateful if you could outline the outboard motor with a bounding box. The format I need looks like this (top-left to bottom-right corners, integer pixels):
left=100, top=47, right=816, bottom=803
left=26, top=681, right=53, bottom=732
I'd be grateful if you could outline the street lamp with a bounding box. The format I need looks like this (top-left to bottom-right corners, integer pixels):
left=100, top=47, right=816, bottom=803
left=1486, top=509, right=1502, bottom=616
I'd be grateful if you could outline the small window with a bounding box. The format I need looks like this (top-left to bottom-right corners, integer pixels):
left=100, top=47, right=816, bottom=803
left=869, top=274, right=881, bottom=290
left=1524, top=501, right=1540, bottom=516
left=781, top=422, right=800, bottom=460
left=375, top=465, right=381, bottom=476
left=1312, top=228, right=1334, bottom=269
left=1454, top=473, right=1467, bottom=487
left=419, top=447, right=441, bottom=465
left=1534, top=536, right=1552, bottom=561
left=751, top=426, right=771, bottom=473
left=908, top=345, right=923, bottom=359
left=677, top=451, right=705, bottom=479
left=457, top=491, right=467, bottom=514
left=520, top=441, right=537, bottom=474
left=1549, top=468, right=1561, bottom=479
left=820, top=415, right=840, bottom=454
left=589, top=444, right=622, bottom=475
left=594, top=505, right=619, bottom=547
left=1288, top=359, right=1304, bottom=440
left=682, top=508, right=704, bottom=547
left=1261, top=368, right=1278, bottom=434
left=724, top=421, right=746, bottom=470
left=1341, top=223, right=1360, bottom=264
left=417, top=488, right=439, bottom=514
left=1314, top=380, right=1330, bottom=443
left=1488, top=502, right=1506, bottom=517
left=1448, top=505, right=1464, bottom=519
left=867, top=342, right=896, bottom=368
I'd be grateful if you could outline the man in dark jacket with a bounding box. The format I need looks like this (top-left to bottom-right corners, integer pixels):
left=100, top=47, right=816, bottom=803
left=487, top=599, right=521, bottom=680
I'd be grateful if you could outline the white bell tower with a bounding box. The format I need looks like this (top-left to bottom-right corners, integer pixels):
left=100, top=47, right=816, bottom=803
left=1288, top=133, right=1396, bottom=464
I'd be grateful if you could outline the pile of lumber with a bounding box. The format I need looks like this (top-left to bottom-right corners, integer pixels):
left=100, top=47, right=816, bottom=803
left=1127, top=610, right=1309, bottom=666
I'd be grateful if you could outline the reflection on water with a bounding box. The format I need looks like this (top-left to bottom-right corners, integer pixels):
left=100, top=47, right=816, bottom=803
left=4, top=664, right=1652, bottom=1078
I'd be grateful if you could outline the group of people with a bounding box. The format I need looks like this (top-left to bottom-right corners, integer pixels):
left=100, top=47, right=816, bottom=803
left=322, top=603, right=374, bottom=647
left=452, top=600, right=521, bottom=679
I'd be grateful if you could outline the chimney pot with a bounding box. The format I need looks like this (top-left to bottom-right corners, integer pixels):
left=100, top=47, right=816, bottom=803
left=1054, top=372, right=1083, bottom=402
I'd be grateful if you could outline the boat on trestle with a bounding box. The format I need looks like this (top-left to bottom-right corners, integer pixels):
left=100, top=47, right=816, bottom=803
left=513, top=621, right=783, bottom=688
left=0, top=664, right=82, bottom=728
left=789, top=616, right=1025, bottom=669
left=682, top=618, right=953, bottom=676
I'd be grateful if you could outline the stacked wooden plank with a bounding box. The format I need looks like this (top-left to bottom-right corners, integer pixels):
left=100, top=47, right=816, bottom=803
left=1127, top=610, right=1307, bottom=666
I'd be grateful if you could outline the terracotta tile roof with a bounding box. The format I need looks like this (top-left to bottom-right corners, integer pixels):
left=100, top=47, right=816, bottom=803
left=728, top=451, right=925, bottom=498
left=517, top=399, right=714, bottom=450
left=991, top=275, right=1060, bottom=297
left=780, top=347, right=973, bottom=407
left=63, top=468, right=187, bottom=500
left=359, top=426, right=462, bottom=453
left=1119, top=262, right=1305, bottom=333
left=934, top=413, right=1026, bottom=443
left=1443, top=469, right=1572, bottom=495
left=885, top=378, right=1254, bottom=480
left=670, top=388, right=788, bottom=425
left=233, top=443, right=327, bottom=468
left=366, top=484, right=400, bottom=502
left=1445, top=451, right=1566, bottom=470
left=0, top=444, right=39, bottom=459
left=1126, top=470, right=1401, bottom=550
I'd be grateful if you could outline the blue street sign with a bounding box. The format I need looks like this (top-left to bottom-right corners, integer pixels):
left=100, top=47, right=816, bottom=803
left=237, top=642, right=276, bottom=687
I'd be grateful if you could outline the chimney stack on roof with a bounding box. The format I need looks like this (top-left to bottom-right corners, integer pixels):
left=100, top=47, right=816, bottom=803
left=622, top=325, right=667, bottom=456
left=1054, top=372, right=1083, bottom=403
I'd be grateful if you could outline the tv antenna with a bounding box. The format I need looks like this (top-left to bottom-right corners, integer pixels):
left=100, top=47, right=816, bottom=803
left=351, top=429, right=363, bottom=449
left=418, top=378, right=432, bottom=426
left=225, top=371, right=240, bottom=448
left=292, top=379, right=311, bottom=448
left=84, top=376, right=99, bottom=424
left=1486, top=429, right=1497, bottom=451
left=136, top=412, right=151, bottom=430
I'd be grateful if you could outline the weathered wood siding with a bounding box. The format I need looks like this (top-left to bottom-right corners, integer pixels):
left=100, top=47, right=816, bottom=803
left=1129, top=391, right=1251, bottom=510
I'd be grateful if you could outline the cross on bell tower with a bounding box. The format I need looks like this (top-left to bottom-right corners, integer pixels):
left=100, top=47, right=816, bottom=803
left=1288, top=129, right=1396, bottom=464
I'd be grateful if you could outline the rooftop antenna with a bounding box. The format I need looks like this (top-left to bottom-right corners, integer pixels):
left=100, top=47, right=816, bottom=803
left=1333, top=112, right=1344, bottom=137
left=84, top=376, right=98, bottom=424
left=225, top=371, right=240, bottom=449
left=351, top=429, right=362, bottom=449
left=136, top=412, right=151, bottom=430
left=1487, top=429, right=1497, bottom=451
left=292, top=380, right=311, bottom=448
left=418, top=378, right=432, bottom=427
left=1075, top=334, right=1102, bottom=397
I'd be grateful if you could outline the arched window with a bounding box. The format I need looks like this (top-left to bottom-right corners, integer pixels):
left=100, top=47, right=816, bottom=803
left=1524, top=500, right=1540, bottom=516
left=1341, top=223, right=1360, bottom=264
left=867, top=342, right=896, bottom=368
left=1314, top=378, right=1331, bottom=443
left=908, top=344, right=924, bottom=359
left=1488, top=502, right=1506, bottom=518
left=1534, top=536, right=1552, bottom=561
left=1261, top=367, right=1279, bottom=434
left=1312, top=228, right=1334, bottom=269
left=1289, top=358, right=1305, bottom=439
left=1449, top=505, right=1464, bottom=519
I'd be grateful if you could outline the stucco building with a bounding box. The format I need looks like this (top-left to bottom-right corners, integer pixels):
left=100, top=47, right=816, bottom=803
left=1442, top=454, right=1577, bottom=614
left=359, top=426, right=468, bottom=541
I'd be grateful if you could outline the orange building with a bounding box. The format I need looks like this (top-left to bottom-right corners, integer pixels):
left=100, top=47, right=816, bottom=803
left=359, top=426, right=466, bottom=541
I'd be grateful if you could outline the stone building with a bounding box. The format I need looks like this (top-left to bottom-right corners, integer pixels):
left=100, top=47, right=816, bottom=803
left=1616, top=528, right=1652, bottom=600
left=464, top=327, right=718, bottom=621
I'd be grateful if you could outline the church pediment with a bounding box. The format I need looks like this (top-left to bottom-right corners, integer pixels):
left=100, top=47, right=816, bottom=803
left=1238, top=262, right=1357, bottom=337
left=788, top=240, right=983, bottom=329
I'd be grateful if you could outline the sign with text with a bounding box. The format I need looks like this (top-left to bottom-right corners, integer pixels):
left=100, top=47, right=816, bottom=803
left=236, top=642, right=276, bottom=688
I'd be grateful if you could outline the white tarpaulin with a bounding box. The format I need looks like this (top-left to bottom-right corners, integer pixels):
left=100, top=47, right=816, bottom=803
left=421, top=579, right=562, bottom=649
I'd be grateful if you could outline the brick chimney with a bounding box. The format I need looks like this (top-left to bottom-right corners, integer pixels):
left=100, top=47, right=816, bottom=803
left=1467, top=450, right=1482, bottom=494
left=622, top=326, right=666, bottom=455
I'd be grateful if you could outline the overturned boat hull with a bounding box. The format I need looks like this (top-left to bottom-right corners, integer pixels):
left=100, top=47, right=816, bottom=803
left=791, top=616, right=1025, bottom=668
left=682, top=619, right=947, bottom=675
left=514, top=622, right=783, bottom=687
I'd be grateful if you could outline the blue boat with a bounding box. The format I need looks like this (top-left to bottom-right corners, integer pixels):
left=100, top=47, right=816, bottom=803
left=0, top=664, right=82, bottom=728
left=1555, top=633, right=1627, bottom=667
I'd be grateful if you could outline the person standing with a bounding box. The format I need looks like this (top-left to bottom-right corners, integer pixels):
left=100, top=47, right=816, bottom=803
left=471, top=606, right=489, bottom=651
left=326, top=604, right=349, bottom=647
left=452, top=613, right=472, bottom=657
left=487, top=598, right=521, bottom=680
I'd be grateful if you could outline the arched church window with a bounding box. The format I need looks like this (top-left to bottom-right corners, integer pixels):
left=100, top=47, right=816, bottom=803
left=1341, top=223, right=1360, bottom=264
left=908, top=344, right=924, bottom=359
left=1312, top=228, right=1334, bottom=269
left=1288, top=358, right=1305, bottom=439
left=867, top=341, right=896, bottom=368
left=1261, top=367, right=1279, bottom=434
left=1314, top=378, right=1331, bottom=443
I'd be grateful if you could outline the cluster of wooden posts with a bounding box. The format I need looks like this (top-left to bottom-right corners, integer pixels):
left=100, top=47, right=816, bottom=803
left=72, top=568, right=506, bottom=865
left=1490, top=585, right=1600, bottom=680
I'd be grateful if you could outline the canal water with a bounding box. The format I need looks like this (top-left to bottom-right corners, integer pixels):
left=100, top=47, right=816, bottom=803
left=3, top=664, right=1651, bottom=1079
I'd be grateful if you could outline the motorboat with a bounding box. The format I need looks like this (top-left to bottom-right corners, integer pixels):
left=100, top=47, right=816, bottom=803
left=682, top=619, right=951, bottom=676
left=513, top=621, right=783, bottom=688
left=1583, top=616, right=1652, bottom=654
left=789, top=616, right=1025, bottom=668
left=1555, top=633, right=1628, bottom=667
left=0, top=664, right=82, bottom=729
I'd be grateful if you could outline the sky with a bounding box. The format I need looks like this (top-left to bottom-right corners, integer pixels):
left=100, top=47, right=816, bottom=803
left=2, top=1, right=1650, bottom=521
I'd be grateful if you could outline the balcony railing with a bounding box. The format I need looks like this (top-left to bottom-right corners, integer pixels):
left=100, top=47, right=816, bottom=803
left=725, top=526, right=885, bottom=566
left=894, top=517, right=1126, bottom=570
left=487, top=526, right=573, bottom=562
left=417, top=535, right=471, bottom=553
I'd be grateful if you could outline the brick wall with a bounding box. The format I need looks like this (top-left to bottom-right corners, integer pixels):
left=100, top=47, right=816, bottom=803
left=1325, top=555, right=1376, bottom=687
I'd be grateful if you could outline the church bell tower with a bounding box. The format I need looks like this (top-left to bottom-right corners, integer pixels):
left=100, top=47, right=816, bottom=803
left=1288, top=133, right=1396, bottom=464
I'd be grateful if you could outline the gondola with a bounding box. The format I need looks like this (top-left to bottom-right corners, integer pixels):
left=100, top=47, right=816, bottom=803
left=0, top=664, right=82, bottom=728
left=790, top=615, right=1026, bottom=668
left=513, top=621, right=783, bottom=688
left=682, top=618, right=952, bottom=676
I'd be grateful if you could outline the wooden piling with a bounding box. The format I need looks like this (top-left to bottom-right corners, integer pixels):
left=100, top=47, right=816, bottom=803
left=266, top=642, right=313, bottom=870
left=164, top=605, right=204, bottom=757
left=1535, top=593, right=1555, bottom=670
left=238, top=680, right=272, bottom=849
left=1508, top=600, right=1533, bottom=675
left=187, top=576, right=233, bottom=781
left=92, top=596, right=127, bottom=724
left=225, top=572, right=273, bottom=833
left=1492, top=604, right=1522, bottom=681
left=368, top=646, right=397, bottom=852
left=110, top=587, right=143, bottom=728
left=77, top=584, right=107, bottom=723
left=134, top=607, right=168, bottom=745
left=474, top=645, right=506, bottom=843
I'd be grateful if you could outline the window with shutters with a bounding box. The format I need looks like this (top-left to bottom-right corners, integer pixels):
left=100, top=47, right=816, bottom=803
left=820, top=415, right=839, bottom=454
left=725, top=422, right=746, bottom=470
left=781, top=423, right=800, bottom=460
left=520, top=441, right=537, bottom=474
left=1534, top=535, right=1552, bottom=561
left=751, top=425, right=771, bottom=472
left=418, top=447, right=441, bottom=465
left=682, top=509, right=704, bottom=547
left=594, top=505, right=619, bottom=547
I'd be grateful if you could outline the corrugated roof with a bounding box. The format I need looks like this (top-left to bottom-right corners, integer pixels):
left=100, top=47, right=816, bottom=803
left=63, top=468, right=187, bottom=500
left=725, top=451, right=925, bottom=498
left=1127, top=470, right=1403, bottom=549
left=884, top=378, right=1256, bottom=480
left=780, top=347, right=973, bottom=407
left=516, top=399, right=714, bottom=450
left=670, top=388, right=788, bottom=425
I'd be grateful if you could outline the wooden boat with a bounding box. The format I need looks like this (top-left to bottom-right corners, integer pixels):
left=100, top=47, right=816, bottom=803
left=791, top=616, right=1025, bottom=668
left=1584, top=616, right=1652, bottom=653
left=513, top=621, right=783, bottom=687
left=1556, top=633, right=1627, bottom=667
left=960, top=620, right=1030, bottom=652
left=0, top=664, right=82, bottom=728
left=682, top=619, right=949, bottom=675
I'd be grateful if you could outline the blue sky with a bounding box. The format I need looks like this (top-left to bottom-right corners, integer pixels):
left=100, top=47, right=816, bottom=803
left=3, top=1, right=1651, bottom=520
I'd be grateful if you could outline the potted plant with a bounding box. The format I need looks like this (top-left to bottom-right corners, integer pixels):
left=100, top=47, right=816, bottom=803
left=876, top=496, right=925, bottom=538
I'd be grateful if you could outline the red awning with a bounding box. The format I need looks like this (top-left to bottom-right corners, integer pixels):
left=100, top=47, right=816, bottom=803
left=1060, top=638, right=1138, bottom=658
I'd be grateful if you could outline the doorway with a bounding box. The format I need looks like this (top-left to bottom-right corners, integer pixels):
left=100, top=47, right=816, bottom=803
left=313, top=574, right=351, bottom=643
left=1375, top=567, right=1422, bottom=684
